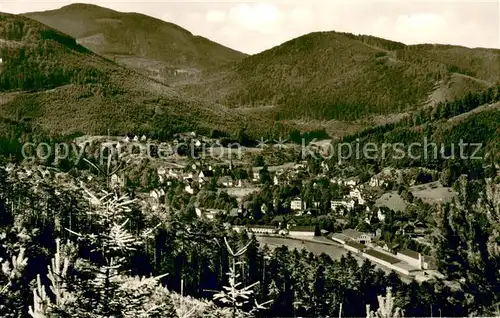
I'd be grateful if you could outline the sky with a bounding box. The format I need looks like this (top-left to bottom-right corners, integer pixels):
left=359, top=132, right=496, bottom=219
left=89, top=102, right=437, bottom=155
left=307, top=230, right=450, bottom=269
left=0, top=0, right=499, bottom=54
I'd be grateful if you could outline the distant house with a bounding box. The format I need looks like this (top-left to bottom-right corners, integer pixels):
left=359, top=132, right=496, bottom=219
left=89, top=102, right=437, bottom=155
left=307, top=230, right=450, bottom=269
left=345, top=178, right=358, bottom=187
left=331, top=229, right=375, bottom=244
left=0, top=58, right=3, bottom=65
left=217, top=176, right=233, bottom=187
left=381, top=242, right=400, bottom=254
left=288, top=226, right=316, bottom=238
left=348, top=189, right=365, bottom=205
left=123, top=136, right=130, bottom=142
left=133, top=135, right=139, bottom=142
left=205, top=209, right=223, bottom=220
left=229, top=208, right=242, bottom=217
left=252, top=171, right=260, bottom=182
left=290, top=197, right=303, bottom=211
left=362, top=249, right=413, bottom=276
left=377, top=208, right=386, bottom=222
left=141, top=135, right=147, bottom=141
left=369, top=176, right=385, bottom=187
left=198, top=170, right=214, bottom=183
left=185, top=185, right=194, bottom=194
left=248, top=225, right=277, bottom=235
left=413, top=220, right=428, bottom=235
left=331, top=199, right=355, bottom=212
left=273, top=175, right=279, bottom=185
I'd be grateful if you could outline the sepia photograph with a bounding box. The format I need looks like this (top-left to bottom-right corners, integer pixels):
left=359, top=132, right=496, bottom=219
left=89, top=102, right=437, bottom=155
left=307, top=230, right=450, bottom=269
left=0, top=0, right=499, bottom=317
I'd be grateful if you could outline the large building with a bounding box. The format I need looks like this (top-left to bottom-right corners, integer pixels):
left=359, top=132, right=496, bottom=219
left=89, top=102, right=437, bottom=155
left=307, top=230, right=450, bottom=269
left=288, top=226, right=316, bottom=238
left=331, top=229, right=375, bottom=244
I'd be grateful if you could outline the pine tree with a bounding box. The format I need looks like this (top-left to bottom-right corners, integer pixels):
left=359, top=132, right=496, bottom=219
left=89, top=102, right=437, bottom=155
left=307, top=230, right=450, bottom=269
left=213, top=237, right=271, bottom=317
left=366, top=287, right=404, bottom=318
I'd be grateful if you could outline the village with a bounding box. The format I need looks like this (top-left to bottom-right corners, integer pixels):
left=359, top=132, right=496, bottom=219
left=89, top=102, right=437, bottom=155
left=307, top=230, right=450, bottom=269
left=60, top=132, right=467, bottom=285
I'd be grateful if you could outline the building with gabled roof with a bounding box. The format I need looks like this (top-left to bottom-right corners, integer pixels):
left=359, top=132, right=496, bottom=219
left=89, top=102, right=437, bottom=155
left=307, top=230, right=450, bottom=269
left=288, top=225, right=316, bottom=237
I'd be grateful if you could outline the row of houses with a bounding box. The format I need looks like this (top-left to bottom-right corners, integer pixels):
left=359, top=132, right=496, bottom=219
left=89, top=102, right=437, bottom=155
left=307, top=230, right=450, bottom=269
left=233, top=224, right=318, bottom=238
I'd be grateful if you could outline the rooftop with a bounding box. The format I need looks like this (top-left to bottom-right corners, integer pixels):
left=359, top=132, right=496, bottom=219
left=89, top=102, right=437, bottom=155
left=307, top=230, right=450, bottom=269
left=398, top=249, right=420, bottom=260
left=249, top=225, right=276, bottom=230
left=345, top=241, right=366, bottom=250
left=289, top=226, right=316, bottom=232
left=364, top=249, right=401, bottom=264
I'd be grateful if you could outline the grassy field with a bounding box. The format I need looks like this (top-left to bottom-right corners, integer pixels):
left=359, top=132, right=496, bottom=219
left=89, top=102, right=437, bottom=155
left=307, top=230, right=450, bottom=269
left=410, top=182, right=457, bottom=204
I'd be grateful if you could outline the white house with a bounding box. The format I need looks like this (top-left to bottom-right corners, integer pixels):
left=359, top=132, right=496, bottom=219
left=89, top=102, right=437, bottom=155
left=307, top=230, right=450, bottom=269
left=290, top=197, right=303, bottom=211
left=252, top=171, right=260, bottom=182
left=123, top=136, right=130, bottom=142
left=217, top=176, right=233, bottom=187
left=133, top=135, right=139, bottom=142
left=0, top=58, right=3, bottom=64
left=185, top=185, right=194, bottom=194
left=369, top=176, right=385, bottom=187
left=348, top=189, right=365, bottom=205
left=141, top=135, right=147, bottom=141
left=157, top=167, right=167, bottom=176
left=331, top=229, right=375, bottom=244
left=345, top=179, right=357, bottom=187
left=331, top=199, right=355, bottom=212
left=198, top=170, right=214, bottom=183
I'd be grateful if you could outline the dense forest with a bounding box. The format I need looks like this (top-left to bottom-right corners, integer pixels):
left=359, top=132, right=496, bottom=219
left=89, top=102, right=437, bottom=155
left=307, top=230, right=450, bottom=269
left=0, top=163, right=498, bottom=317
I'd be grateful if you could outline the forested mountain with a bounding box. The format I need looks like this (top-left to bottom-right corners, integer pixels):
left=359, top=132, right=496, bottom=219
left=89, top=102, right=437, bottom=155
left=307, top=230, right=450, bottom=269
left=182, top=31, right=500, bottom=122
left=335, top=87, right=500, bottom=184
left=2, top=5, right=500, bottom=140
left=24, top=3, right=246, bottom=83
left=0, top=12, right=257, bottom=139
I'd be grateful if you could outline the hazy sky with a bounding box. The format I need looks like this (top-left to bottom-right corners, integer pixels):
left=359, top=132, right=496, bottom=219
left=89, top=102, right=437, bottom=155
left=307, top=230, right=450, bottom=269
left=1, top=0, right=499, bottom=54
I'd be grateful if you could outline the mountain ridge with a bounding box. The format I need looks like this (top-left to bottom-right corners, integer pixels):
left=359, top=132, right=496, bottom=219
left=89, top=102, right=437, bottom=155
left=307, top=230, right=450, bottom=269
left=24, top=3, right=247, bottom=84
left=181, top=30, right=499, bottom=123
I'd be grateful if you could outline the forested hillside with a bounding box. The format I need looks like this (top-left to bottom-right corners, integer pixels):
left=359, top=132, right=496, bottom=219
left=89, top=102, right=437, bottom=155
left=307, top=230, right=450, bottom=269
left=183, top=31, right=500, bottom=122
left=25, top=4, right=246, bottom=83
left=0, top=13, right=260, bottom=139
left=336, top=85, right=500, bottom=184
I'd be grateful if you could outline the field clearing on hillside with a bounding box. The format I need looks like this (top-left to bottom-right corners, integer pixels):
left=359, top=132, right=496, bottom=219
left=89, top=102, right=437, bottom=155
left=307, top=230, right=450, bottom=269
left=375, top=191, right=408, bottom=212
left=222, top=187, right=260, bottom=200
left=204, top=146, right=262, bottom=160
left=410, top=182, right=456, bottom=204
